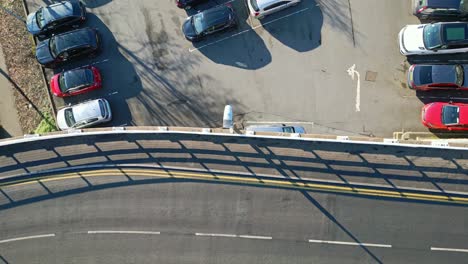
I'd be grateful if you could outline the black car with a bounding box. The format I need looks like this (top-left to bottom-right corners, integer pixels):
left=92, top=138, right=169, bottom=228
left=35, top=27, right=100, bottom=68
left=176, top=0, right=207, bottom=9
left=26, top=0, right=86, bottom=38
left=182, top=4, right=237, bottom=42
left=413, top=0, right=468, bottom=21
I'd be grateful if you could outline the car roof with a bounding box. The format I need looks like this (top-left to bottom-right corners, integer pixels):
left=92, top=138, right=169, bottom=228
left=71, top=99, right=102, bottom=122
left=199, top=5, right=232, bottom=28
left=440, top=22, right=468, bottom=44
left=42, top=1, right=80, bottom=23
left=255, top=0, right=289, bottom=9
left=54, top=28, right=97, bottom=53
left=427, top=0, right=461, bottom=9
left=62, top=68, right=94, bottom=91
left=413, top=65, right=458, bottom=85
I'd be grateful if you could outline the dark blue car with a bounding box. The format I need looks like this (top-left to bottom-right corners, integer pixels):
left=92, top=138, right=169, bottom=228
left=26, top=0, right=86, bottom=38
left=35, top=27, right=100, bottom=68
left=182, top=4, right=237, bottom=42
left=413, top=0, right=468, bottom=21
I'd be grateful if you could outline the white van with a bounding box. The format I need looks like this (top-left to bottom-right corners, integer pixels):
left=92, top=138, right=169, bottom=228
left=247, top=0, right=301, bottom=19
left=245, top=125, right=305, bottom=134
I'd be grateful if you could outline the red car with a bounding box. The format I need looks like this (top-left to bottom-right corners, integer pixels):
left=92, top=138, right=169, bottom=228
left=421, top=102, right=468, bottom=131
left=50, top=66, right=101, bottom=97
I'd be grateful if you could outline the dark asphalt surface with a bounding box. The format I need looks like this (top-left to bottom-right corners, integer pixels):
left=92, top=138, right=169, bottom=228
left=1, top=182, right=467, bottom=263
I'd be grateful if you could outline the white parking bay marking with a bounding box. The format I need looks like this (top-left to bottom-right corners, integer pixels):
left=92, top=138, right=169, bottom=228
left=87, top=230, right=160, bottom=235
left=188, top=7, right=310, bottom=52
left=347, top=64, right=361, bottom=112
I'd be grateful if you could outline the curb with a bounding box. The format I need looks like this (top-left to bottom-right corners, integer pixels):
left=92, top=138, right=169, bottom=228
left=19, top=0, right=57, bottom=121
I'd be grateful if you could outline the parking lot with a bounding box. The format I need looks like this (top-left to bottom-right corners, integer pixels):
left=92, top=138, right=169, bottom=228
left=26, top=0, right=425, bottom=137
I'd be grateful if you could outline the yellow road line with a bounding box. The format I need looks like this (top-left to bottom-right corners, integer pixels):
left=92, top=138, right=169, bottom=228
left=1, top=167, right=467, bottom=204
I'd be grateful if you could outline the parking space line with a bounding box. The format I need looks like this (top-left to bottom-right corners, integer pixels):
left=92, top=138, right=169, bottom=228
left=195, top=233, right=237, bottom=238
left=87, top=230, right=161, bottom=235
left=189, top=7, right=309, bottom=52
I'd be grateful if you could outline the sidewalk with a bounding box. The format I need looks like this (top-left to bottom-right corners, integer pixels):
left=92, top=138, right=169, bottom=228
left=0, top=44, right=22, bottom=138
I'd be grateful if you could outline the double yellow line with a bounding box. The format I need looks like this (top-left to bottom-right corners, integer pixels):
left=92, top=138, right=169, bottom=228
left=2, top=168, right=468, bottom=205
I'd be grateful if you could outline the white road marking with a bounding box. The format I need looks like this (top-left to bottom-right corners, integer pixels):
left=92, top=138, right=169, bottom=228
left=189, top=7, right=310, bottom=52
left=87, top=230, right=160, bottom=235
left=0, top=233, right=55, bottom=244
left=108, top=91, right=118, bottom=95
left=195, top=233, right=237, bottom=238
left=239, top=235, right=273, bottom=240
left=195, top=233, right=272, bottom=240
left=70, top=59, right=110, bottom=71
left=431, top=247, right=468, bottom=253
left=347, top=64, right=361, bottom=112
left=308, top=239, right=391, bottom=248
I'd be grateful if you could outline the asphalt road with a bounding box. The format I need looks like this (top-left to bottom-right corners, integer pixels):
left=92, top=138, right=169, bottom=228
left=1, top=180, right=468, bottom=263
left=25, top=0, right=426, bottom=137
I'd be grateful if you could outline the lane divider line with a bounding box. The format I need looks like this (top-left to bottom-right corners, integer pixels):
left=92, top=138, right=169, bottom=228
left=431, top=247, right=468, bottom=253
left=308, top=239, right=392, bottom=248
left=87, top=230, right=161, bottom=235
left=0, top=233, right=55, bottom=244
left=195, top=233, right=237, bottom=238
left=238, top=235, right=273, bottom=240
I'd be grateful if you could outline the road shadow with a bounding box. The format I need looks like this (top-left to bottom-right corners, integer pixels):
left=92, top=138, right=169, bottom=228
left=315, top=0, right=355, bottom=44
left=0, top=126, right=11, bottom=139
left=52, top=13, right=141, bottom=127
left=260, top=0, right=323, bottom=52
left=191, top=0, right=272, bottom=70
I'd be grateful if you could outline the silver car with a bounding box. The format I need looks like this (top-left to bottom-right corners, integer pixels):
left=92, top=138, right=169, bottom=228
left=247, top=0, right=301, bottom=19
left=56, top=98, right=112, bottom=130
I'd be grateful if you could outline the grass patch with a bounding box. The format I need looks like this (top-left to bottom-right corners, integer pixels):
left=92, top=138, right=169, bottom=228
left=34, top=112, right=57, bottom=134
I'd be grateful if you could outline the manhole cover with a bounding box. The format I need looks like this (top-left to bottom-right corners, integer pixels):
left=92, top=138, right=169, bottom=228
left=365, top=71, right=378, bottom=82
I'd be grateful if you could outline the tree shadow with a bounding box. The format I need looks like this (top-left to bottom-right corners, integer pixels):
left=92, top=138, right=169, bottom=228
left=260, top=0, right=323, bottom=52
left=191, top=0, right=272, bottom=70
left=51, top=13, right=141, bottom=127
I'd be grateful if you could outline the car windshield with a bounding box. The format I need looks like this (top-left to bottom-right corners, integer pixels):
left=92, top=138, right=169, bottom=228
left=250, top=0, right=260, bottom=11
left=49, top=36, right=58, bottom=57
left=192, top=13, right=205, bottom=34
left=423, top=24, right=442, bottom=50
left=99, top=100, right=106, bottom=117
left=282, top=127, right=294, bottom=133
left=455, top=65, right=464, bottom=86
left=442, top=105, right=460, bottom=125
left=64, top=108, right=76, bottom=127
left=59, top=74, right=67, bottom=92
left=35, top=8, right=45, bottom=28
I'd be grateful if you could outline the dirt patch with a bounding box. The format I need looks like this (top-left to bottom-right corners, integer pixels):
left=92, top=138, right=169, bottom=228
left=0, top=0, right=53, bottom=133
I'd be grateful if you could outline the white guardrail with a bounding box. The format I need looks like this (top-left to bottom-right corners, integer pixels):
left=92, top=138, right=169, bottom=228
left=1, top=126, right=468, bottom=150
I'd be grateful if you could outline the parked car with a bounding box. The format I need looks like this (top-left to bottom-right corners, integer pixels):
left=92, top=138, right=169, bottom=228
left=56, top=98, right=112, bottom=130
left=398, top=22, right=468, bottom=56
left=421, top=102, right=468, bottom=131
left=407, top=64, right=468, bottom=90
left=182, top=4, right=237, bottom=42
left=35, top=27, right=100, bottom=68
left=50, top=66, right=102, bottom=97
left=413, top=0, right=468, bottom=21
left=26, top=0, right=86, bottom=38
left=245, top=125, right=305, bottom=134
left=247, top=0, right=300, bottom=19
left=175, top=0, right=207, bottom=9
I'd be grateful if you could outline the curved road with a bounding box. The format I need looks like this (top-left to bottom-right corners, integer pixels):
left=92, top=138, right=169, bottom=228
left=0, top=132, right=468, bottom=263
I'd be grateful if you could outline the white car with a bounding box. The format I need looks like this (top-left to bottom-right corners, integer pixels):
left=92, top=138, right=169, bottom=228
left=56, top=98, right=112, bottom=130
left=247, top=0, right=300, bottom=19
left=399, top=22, right=468, bottom=56
left=246, top=125, right=305, bottom=134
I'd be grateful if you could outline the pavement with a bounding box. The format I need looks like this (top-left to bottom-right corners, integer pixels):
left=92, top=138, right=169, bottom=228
left=0, top=44, right=22, bottom=138
left=25, top=0, right=425, bottom=137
